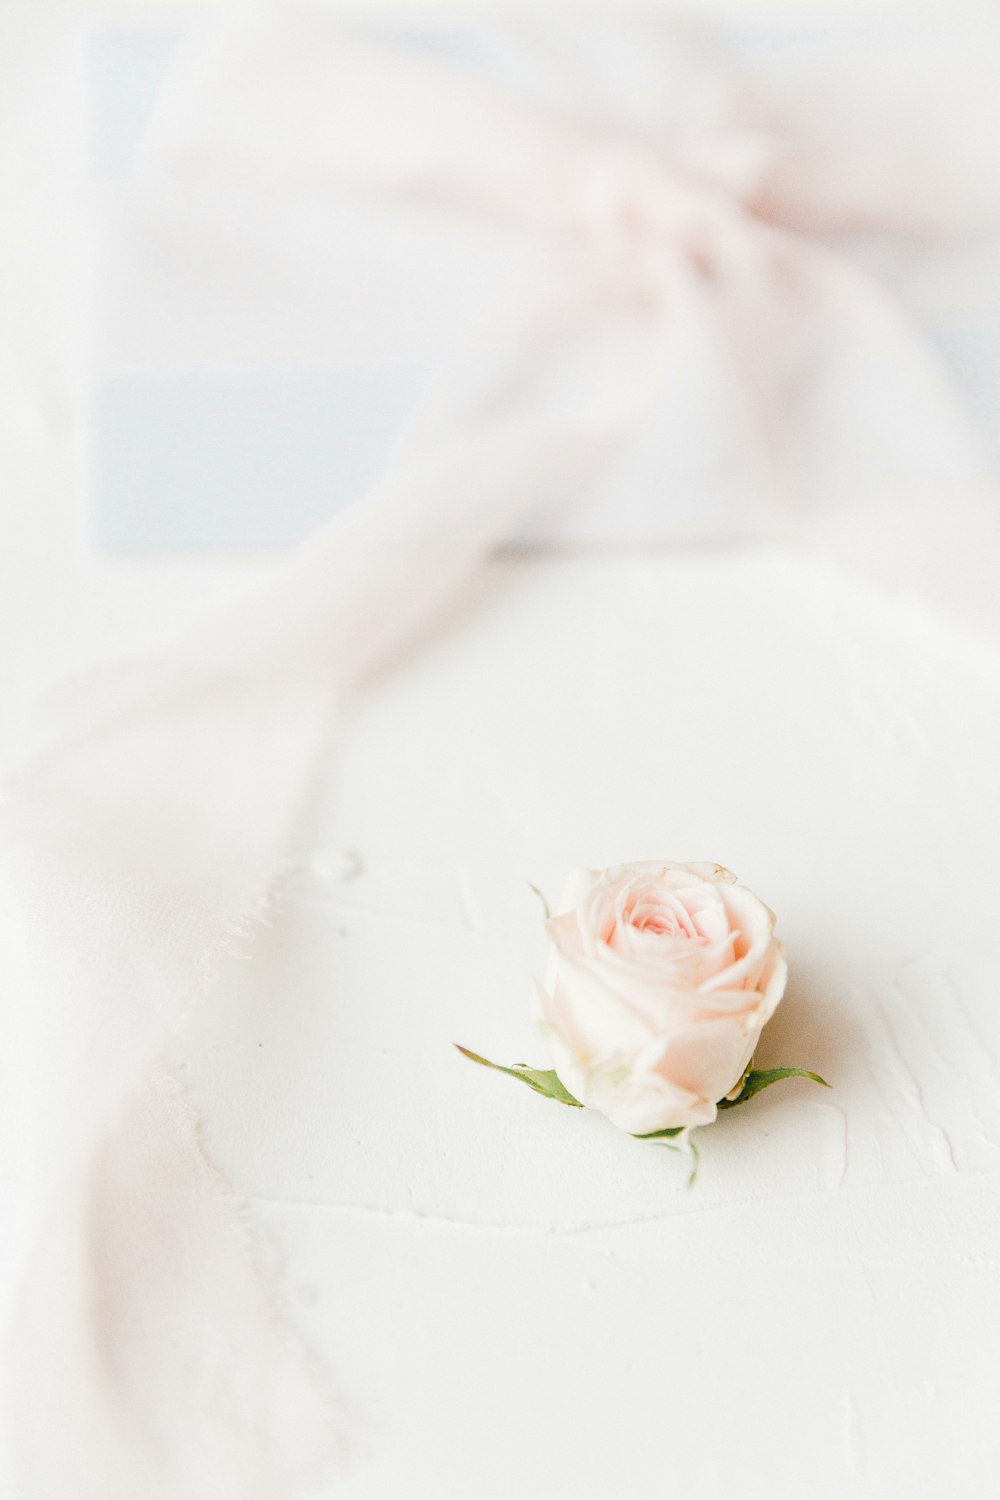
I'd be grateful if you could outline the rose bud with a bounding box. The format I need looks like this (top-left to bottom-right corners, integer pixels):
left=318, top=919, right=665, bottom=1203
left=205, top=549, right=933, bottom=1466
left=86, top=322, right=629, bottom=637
left=534, top=862, right=787, bottom=1135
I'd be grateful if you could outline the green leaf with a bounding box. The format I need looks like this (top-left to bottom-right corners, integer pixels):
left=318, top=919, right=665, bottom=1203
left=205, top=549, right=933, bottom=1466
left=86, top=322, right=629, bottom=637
left=631, top=1125, right=700, bottom=1187
left=454, top=1045, right=582, bottom=1106
left=686, top=1133, right=700, bottom=1187
left=717, top=1066, right=830, bottom=1110
left=527, top=883, right=552, bottom=921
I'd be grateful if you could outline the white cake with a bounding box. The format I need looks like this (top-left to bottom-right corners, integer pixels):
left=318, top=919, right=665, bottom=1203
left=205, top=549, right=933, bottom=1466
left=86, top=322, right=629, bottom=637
left=143, top=547, right=1000, bottom=1500
left=2, top=537, right=998, bottom=1497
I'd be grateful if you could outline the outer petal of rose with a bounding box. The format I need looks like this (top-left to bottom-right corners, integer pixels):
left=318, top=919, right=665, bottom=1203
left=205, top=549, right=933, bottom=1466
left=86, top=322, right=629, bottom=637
left=650, top=1018, right=760, bottom=1107
left=692, top=990, right=779, bottom=1037
left=548, top=903, right=614, bottom=967
left=533, top=981, right=593, bottom=1107
left=601, top=860, right=673, bottom=885
left=698, top=882, right=778, bottom=995
left=700, top=943, right=787, bottom=1025
left=534, top=979, right=659, bottom=1125
left=546, top=909, right=587, bottom=960
left=670, top=861, right=738, bottom=886
left=558, top=945, right=712, bottom=1039
left=536, top=959, right=654, bottom=1072
left=603, top=860, right=737, bottom=888
left=587, top=1064, right=717, bottom=1135
left=755, top=941, right=788, bottom=1020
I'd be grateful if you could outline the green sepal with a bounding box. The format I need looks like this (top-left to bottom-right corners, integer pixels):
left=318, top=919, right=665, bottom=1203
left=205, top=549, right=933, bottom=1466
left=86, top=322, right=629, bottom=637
left=717, top=1066, right=830, bottom=1109
left=631, top=1126, right=700, bottom=1186
left=686, top=1134, right=700, bottom=1186
left=527, top=883, right=552, bottom=921
left=455, top=1045, right=582, bottom=1106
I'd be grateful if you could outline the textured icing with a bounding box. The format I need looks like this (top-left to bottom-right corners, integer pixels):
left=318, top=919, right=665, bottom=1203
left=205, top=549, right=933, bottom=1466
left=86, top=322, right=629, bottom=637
left=9, top=549, right=1000, bottom=1497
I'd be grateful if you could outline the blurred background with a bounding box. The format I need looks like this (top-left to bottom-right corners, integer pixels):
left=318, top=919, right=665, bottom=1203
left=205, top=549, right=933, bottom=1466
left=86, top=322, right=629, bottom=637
left=5, top=0, right=1000, bottom=570
left=2, top=0, right=1000, bottom=774
left=1, top=0, right=998, bottom=844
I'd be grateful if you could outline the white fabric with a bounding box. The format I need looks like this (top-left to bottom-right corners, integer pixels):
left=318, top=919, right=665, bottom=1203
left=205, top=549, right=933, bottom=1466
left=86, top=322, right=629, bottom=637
left=5, top=5, right=1000, bottom=1497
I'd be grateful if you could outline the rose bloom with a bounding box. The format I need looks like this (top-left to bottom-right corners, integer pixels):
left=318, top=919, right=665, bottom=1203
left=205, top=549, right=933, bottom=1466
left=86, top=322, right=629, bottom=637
left=535, top=861, right=787, bottom=1135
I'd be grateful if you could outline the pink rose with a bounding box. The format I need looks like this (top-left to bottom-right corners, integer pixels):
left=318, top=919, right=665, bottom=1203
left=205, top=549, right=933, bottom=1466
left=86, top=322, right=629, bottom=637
left=534, top=861, right=787, bottom=1135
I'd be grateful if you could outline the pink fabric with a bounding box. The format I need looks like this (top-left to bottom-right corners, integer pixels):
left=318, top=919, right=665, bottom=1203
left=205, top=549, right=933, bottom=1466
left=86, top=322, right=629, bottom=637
left=6, top=6, right=1000, bottom=1498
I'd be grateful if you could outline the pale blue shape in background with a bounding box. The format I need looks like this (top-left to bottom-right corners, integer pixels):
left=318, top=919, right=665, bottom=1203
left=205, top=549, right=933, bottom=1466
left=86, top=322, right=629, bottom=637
left=92, top=368, right=425, bottom=553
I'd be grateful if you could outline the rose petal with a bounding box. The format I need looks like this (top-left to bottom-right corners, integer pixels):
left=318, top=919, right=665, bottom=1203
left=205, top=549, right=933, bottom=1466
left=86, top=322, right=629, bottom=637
left=653, top=1018, right=760, bottom=1107
left=539, top=954, right=655, bottom=1062
left=585, top=1063, right=716, bottom=1135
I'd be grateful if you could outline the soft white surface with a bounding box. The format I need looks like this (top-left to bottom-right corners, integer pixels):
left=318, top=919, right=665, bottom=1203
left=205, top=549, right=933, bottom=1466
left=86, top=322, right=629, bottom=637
left=3, top=539, right=999, bottom=1496
left=156, top=549, right=1000, bottom=1498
